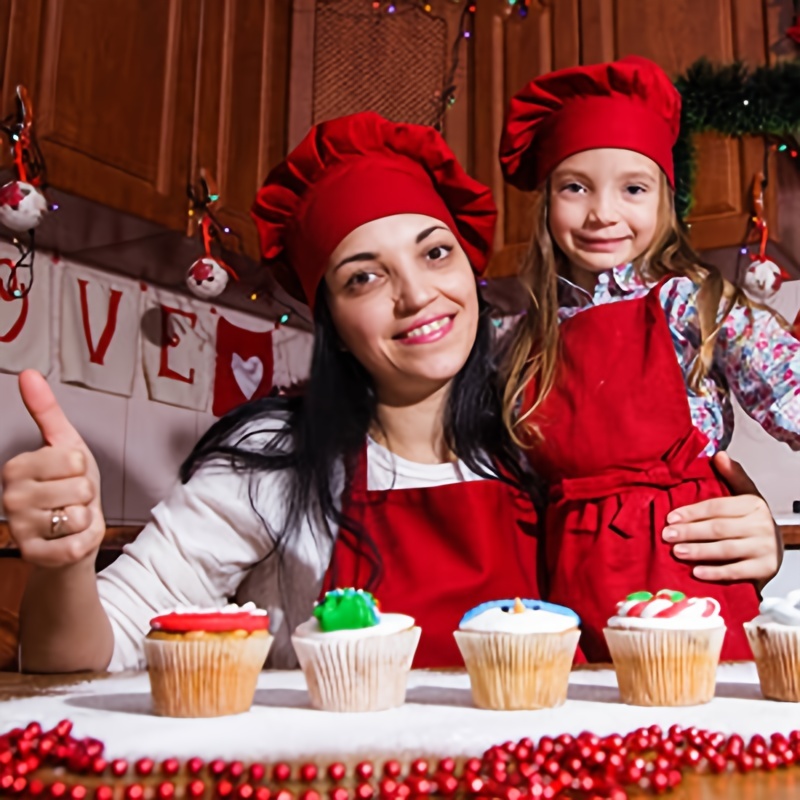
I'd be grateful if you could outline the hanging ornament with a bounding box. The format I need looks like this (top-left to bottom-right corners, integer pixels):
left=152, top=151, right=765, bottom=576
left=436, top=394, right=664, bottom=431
left=186, top=255, right=230, bottom=299
left=185, top=169, right=239, bottom=299
left=743, top=258, right=788, bottom=301
left=0, top=86, right=49, bottom=234
left=0, top=179, right=48, bottom=232
left=740, top=170, right=790, bottom=302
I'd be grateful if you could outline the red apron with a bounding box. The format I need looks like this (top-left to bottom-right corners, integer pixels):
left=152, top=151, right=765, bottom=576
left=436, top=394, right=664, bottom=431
left=522, top=276, right=759, bottom=662
left=324, top=446, right=542, bottom=667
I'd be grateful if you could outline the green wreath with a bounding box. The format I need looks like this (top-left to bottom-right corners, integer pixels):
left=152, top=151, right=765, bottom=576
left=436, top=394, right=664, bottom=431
left=673, top=58, right=800, bottom=218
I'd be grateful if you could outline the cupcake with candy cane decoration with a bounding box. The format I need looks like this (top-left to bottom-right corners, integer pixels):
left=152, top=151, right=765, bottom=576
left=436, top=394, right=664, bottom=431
left=454, top=597, right=580, bottom=710
left=745, top=589, right=800, bottom=702
left=292, top=588, right=420, bottom=712
left=604, top=589, right=726, bottom=706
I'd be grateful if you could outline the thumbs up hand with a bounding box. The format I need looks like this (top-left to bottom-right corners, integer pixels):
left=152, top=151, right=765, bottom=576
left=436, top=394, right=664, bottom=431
left=1, top=370, right=106, bottom=568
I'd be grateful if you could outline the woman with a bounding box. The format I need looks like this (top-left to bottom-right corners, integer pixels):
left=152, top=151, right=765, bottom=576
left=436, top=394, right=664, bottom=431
left=1, top=112, right=779, bottom=673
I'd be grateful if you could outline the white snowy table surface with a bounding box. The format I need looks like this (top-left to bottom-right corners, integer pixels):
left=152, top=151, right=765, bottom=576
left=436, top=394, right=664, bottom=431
left=2, top=665, right=799, bottom=764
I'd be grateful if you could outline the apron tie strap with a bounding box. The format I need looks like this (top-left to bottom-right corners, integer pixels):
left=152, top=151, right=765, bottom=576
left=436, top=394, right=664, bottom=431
left=549, top=428, right=713, bottom=537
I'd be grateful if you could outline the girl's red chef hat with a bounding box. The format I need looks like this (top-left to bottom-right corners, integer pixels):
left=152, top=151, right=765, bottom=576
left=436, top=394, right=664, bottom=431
left=251, top=111, right=497, bottom=310
left=500, top=56, right=682, bottom=191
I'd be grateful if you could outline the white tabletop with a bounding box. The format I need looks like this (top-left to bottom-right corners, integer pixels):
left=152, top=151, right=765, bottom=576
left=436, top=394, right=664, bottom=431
left=2, top=665, right=799, bottom=765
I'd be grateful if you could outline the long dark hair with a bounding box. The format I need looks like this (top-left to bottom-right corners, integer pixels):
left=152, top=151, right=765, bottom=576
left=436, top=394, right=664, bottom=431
left=182, top=282, right=540, bottom=588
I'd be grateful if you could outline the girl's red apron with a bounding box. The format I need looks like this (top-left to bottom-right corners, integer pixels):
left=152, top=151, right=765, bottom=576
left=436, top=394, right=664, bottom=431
left=522, top=276, right=759, bottom=662
left=324, top=447, right=542, bottom=667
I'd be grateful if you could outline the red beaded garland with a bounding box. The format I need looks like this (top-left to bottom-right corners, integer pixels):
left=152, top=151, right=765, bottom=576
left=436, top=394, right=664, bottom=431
left=157, top=782, right=176, bottom=800
left=272, top=763, right=291, bottom=783
left=326, top=763, right=346, bottom=783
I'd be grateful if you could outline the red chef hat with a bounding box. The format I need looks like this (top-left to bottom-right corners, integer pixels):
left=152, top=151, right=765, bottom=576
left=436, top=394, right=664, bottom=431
left=251, top=112, right=497, bottom=310
left=500, top=56, right=681, bottom=191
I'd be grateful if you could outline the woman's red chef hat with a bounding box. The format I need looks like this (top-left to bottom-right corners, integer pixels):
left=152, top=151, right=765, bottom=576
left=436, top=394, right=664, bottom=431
left=251, top=112, right=497, bottom=310
left=500, top=56, right=682, bottom=191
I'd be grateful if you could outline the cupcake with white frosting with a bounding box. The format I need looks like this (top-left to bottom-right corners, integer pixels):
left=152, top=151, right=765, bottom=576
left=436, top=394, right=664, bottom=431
left=291, top=588, right=421, bottom=712
left=745, top=590, right=800, bottom=702
left=453, top=598, right=580, bottom=710
left=603, top=589, right=725, bottom=706
left=144, top=602, right=272, bottom=717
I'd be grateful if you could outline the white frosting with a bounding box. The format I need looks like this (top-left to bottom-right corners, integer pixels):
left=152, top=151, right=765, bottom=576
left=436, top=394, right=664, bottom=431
left=609, top=595, right=724, bottom=631
left=293, top=613, right=416, bottom=640
left=164, top=602, right=268, bottom=617
left=755, top=590, right=800, bottom=627
left=459, top=607, right=578, bottom=634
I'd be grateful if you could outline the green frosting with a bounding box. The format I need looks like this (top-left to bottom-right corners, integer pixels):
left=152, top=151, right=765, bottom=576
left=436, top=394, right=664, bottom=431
left=656, top=589, right=686, bottom=602
left=314, top=588, right=380, bottom=632
left=626, top=589, right=687, bottom=603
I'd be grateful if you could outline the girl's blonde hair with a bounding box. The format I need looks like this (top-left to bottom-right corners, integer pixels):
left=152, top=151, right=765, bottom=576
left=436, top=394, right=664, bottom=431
left=500, top=173, right=781, bottom=444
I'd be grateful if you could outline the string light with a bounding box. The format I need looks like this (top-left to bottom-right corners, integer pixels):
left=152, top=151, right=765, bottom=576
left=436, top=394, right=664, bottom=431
left=250, top=292, right=258, bottom=301
left=279, top=313, right=290, bottom=324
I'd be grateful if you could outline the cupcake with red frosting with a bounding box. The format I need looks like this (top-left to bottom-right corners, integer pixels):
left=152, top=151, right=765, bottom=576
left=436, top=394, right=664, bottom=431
left=144, top=602, right=272, bottom=717
left=292, top=588, right=420, bottom=712
left=604, top=590, right=725, bottom=706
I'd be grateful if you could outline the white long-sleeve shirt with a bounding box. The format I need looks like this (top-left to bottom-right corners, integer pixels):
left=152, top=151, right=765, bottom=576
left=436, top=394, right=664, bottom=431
left=98, top=422, right=485, bottom=671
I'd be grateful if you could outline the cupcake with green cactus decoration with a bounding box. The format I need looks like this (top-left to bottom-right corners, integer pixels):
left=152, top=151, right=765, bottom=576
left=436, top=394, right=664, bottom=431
left=603, top=589, right=726, bottom=707
left=292, top=588, right=420, bottom=712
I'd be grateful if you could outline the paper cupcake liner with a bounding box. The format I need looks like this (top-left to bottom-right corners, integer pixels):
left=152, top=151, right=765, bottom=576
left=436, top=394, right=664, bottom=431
left=453, top=629, right=580, bottom=710
left=144, top=634, right=272, bottom=717
left=745, top=623, right=800, bottom=702
left=604, top=626, right=724, bottom=706
left=291, top=627, right=421, bottom=712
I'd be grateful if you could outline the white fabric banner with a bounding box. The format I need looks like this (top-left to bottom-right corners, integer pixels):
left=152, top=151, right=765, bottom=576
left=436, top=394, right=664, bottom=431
left=141, top=286, right=215, bottom=411
left=60, top=262, right=141, bottom=396
left=0, top=243, right=52, bottom=375
left=272, top=326, right=313, bottom=389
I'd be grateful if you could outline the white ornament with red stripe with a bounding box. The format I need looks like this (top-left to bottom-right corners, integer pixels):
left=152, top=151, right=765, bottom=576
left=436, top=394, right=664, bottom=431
left=743, top=258, right=785, bottom=301
left=186, top=256, right=229, bottom=299
left=0, top=180, right=47, bottom=232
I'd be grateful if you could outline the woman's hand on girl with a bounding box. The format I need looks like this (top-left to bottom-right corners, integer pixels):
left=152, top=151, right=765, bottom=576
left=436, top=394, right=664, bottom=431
left=1, top=370, right=106, bottom=569
left=662, top=451, right=781, bottom=584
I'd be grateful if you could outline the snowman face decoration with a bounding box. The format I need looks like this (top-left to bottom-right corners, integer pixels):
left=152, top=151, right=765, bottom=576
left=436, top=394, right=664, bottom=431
left=0, top=180, right=48, bottom=232
left=744, top=259, right=783, bottom=301
left=186, top=256, right=230, bottom=299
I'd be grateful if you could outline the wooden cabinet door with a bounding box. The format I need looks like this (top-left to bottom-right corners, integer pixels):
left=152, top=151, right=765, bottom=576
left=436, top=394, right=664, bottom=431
left=191, top=0, right=291, bottom=259
left=0, top=0, right=200, bottom=231
left=474, top=0, right=775, bottom=277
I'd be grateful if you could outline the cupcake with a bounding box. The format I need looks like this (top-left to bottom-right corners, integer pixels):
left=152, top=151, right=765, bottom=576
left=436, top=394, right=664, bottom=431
left=604, top=589, right=725, bottom=706
left=745, top=590, right=800, bottom=702
left=144, top=602, right=272, bottom=717
left=453, top=598, right=580, bottom=710
left=291, top=588, right=421, bottom=712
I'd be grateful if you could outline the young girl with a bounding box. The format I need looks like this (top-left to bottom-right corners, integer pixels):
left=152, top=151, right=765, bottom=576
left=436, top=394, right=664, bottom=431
left=498, top=55, right=794, bottom=662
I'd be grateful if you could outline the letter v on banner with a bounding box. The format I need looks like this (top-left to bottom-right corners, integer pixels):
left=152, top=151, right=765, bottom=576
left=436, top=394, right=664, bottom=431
left=60, top=264, right=139, bottom=396
left=77, top=278, right=122, bottom=365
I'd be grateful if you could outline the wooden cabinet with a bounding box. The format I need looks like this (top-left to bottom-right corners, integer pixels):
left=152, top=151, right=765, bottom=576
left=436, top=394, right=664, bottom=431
left=471, top=0, right=783, bottom=277
left=0, top=0, right=790, bottom=268
left=0, top=0, right=291, bottom=255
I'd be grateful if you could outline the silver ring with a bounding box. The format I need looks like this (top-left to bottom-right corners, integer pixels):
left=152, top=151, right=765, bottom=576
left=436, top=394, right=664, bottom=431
left=50, top=508, right=69, bottom=537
